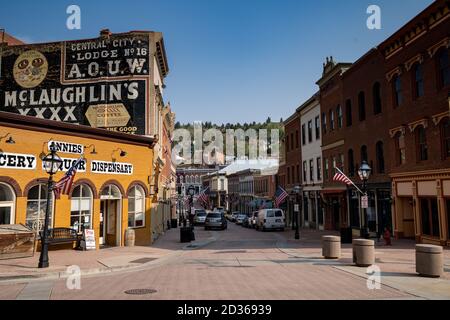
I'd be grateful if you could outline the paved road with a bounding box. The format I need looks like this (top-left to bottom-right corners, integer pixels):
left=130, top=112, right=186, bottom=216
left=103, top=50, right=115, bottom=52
left=1, top=223, right=415, bottom=300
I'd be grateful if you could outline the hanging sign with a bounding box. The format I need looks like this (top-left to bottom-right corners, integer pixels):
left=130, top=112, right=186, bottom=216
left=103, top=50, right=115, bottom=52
left=41, top=157, right=87, bottom=172
left=361, top=195, right=369, bottom=209
left=48, top=141, right=84, bottom=155
left=0, top=153, right=36, bottom=170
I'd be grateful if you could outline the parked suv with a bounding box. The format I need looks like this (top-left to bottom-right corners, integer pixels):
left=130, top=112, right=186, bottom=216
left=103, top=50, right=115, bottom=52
left=205, top=212, right=227, bottom=230
left=193, top=209, right=207, bottom=225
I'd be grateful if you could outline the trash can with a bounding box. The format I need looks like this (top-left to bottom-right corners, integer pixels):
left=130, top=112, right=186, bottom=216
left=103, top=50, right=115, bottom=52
left=180, top=227, right=191, bottom=243
left=171, top=219, right=178, bottom=229
left=416, top=244, right=443, bottom=278
left=322, top=236, right=341, bottom=259
left=340, top=227, right=353, bottom=244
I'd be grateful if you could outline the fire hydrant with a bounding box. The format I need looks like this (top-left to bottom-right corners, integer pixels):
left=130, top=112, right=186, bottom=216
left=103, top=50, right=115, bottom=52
left=383, top=228, right=392, bottom=246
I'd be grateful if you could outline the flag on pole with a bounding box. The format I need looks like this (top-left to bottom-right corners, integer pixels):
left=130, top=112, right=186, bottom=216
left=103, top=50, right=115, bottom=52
left=54, top=157, right=84, bottom=197
left=198, top=187, right=210, bottom=206
left=275, top=186, right=289, bottom=208
left=333, top=170, right=353, bottom=186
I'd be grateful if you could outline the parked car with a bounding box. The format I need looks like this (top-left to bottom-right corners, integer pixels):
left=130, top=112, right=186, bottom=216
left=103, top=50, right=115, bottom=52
left=225, top=211, right=233, bottom=221
left=256, top=209, right=285, bottom=231
left=193, top=209, right=208, bottom=225
left=230, top=212, right=240, bottom=222
left=235, top=213, right=247, bottom=225
left=204, top=212, right=227, bottom=230
left=242, top=213, right=253, bottom=228
left=251, top=211, right=259, bottom=228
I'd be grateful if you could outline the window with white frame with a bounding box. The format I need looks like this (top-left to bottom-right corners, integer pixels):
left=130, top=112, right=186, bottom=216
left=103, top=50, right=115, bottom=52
left=26, top=184, right=53, bottom=233
left=70, top=185, right=93, bottom=232
left=0, top=183, right=15, bottom=225
left=128, top=186, right=145, bottom=228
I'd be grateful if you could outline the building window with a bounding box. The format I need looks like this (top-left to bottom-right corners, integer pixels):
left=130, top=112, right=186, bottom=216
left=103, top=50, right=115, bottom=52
left=308, top=159, right=313, bottom=182
left=286, top=135, right=290, bottom=152
left=442, top=118, right=450, bottom=158
left=71, top=185, right=93, bottom=232
left=324, top=159, right=329, bottom=180
left=416, top=126, right=428, bottom=161
left=322, top=113, right=327, bottom=134
left=287, top=167, right=291, bottom=185
left=393, top=75, right=403, bottom=107
left=337, top=105, right=343, bottom=128
left=414, top=63, right=424, bottom=99
left=0, top=183, right=15, bottom=225
left=330, top=110, right=335, bottom=131
left=358, top=91, right=366, bottom=121
left=339, top=154, right=344, bottom=171
left=297, top=164, right=300, bottom=183
left=317, top=157, right=322, bottom=181
left=302, top=124, right=306, bottom=146
left=26, top=184, right=53, bottom=233
left=376, top=141, right=385, bottom=174
left=373, top=82, right=382, bottom=114
left=348, top=149, right=355, bottom=177
left=420, top=198, right=440, bottom=238
left=437, top=48, right=450, bottom=88
left=361, top=145, right=368, bottom=163
left=128, top=186, right=145, bottom=228
left=315, top=116, right=320, bottom=140
left=308, top=120, right=313, bottom=143
left=345, top=99, right=352, bottom=127
left=303, top=161, right=307, bottom=183
left=395, top=133, right=406, bottom=165
left=291, top=133, right=294, bottom=151
left=296, top=130, right=299, bottom=148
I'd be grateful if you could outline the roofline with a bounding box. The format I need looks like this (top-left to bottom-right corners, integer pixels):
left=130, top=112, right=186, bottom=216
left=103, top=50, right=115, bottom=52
left=0, top=112, right=155, bottom=147
left=296, top=92, right=320, bottom=113
left=316, top=62, right=353, bottom=87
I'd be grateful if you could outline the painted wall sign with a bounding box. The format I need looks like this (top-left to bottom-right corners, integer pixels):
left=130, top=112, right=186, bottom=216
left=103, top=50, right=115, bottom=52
left=0, top=33, right=150, bottom=135
left=41, top=157, right=87, bottom=173
left=48, top=141, right=84, bottom=155
left=0, top=153, right=36, bottom=170
left=91, top=160, right=133, bottom=175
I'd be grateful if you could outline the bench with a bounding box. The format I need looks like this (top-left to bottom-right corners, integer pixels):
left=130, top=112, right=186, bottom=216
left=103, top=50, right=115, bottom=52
left=40, top=228, right=82, bottom=247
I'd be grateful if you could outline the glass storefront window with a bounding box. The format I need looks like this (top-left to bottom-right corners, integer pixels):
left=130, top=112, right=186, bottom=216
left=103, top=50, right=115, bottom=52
left=71, top=185, right=93, bottom=232
left=0, top=183, right=15, bottom=225
left=128, top=186, right=145, bottom=228
left=421, top=198, right=440, bottom=238
left=26, top=184, right=53, bottom=233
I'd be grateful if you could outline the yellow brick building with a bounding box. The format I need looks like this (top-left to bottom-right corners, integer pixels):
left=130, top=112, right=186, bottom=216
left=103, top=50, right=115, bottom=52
left=0, top=112, right=156, bottom=248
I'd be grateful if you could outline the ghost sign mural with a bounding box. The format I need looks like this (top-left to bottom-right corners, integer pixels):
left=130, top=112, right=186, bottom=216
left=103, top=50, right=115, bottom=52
left=0, top=33, right=150, bottom=135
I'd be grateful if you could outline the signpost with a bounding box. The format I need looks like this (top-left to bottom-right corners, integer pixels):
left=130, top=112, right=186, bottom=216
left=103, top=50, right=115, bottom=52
left=361, top=195, right=369, bottom=209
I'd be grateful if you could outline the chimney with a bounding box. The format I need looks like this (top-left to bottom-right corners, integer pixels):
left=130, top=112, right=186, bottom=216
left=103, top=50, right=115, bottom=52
left=100, top=29, right=112, bottom=37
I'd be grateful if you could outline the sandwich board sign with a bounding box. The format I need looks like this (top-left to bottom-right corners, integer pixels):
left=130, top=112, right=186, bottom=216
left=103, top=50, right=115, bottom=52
left=83, top=229, right=96, bottom=251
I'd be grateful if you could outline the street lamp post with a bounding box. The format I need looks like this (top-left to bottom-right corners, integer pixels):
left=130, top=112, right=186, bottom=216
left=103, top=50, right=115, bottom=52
left=187, top=185, right=195, bottom=227
left=294, top=186, right=302, bottom=240
left=38, top=143, right=63, bottom=269
left=358, top=161, right=372, bottom=239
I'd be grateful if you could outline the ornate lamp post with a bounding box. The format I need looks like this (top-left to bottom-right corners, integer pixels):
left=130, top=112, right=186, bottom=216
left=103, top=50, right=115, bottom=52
left=187, top=185, right=196, bottom=226
left=358, top=161, right=372, bottom=239
left=293, top=185, right=302, bottom=240
left=38, top=143, right=63, bottom=268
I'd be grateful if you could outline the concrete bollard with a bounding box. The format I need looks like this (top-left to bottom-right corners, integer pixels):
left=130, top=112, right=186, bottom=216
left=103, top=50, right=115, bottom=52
left=322, top=236, right=341, bottom=259
left=353, top=239, right=375, bottom=267
left=416, top=244, right=443, bottom=278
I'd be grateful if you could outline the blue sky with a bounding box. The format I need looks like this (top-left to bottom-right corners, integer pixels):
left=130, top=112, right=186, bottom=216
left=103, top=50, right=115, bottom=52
left=0, top=0, right=433, bottom=124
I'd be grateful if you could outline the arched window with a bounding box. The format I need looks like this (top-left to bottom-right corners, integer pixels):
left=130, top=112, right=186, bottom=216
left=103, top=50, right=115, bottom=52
left=128, top=185, right=145, bottom=228
left=441, top=118, right=450, bottom=159
left=414, top=63, right=424, bottom=98
left=26, top=184, right=54, bottom=233
left=330, top=110, right=335, bottom=131
left=337, top=105, right=343, bottom=128
left=395, top=132, right=406, bottom=165
left=437, top=48, right=450, bottom=88
left=358, top=91, right=366, bottom=121
left=376, top=141, right=385, bottom=174
left=101, top=184, right=121, bottom=199
left=345, top=99, right=352, bottom=127
left=361, top=145, right=368, bottom=163
left=416, top=126, right=428, bottom=161
left=322, top=113, right=327, bottom=134
left=348, top=149, right=355, bottom=177
left=392, top=75, right=403, bottom=107
left=0, top=183, right=15, bottom=225
left=71, top=185, right=93, bottom=232
left=373, top=82, right=382, bottom=114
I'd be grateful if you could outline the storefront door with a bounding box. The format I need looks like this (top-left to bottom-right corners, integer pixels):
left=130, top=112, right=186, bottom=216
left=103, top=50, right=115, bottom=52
left=100, top=200, right=120, bottom=247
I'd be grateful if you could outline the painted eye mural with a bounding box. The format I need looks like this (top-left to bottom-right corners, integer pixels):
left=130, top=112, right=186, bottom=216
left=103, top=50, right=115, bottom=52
left=13, top=50, right=48, bottom=89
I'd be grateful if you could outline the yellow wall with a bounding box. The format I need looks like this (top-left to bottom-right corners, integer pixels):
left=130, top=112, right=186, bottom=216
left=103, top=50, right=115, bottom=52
left=0, top=124, right=154, bottom=248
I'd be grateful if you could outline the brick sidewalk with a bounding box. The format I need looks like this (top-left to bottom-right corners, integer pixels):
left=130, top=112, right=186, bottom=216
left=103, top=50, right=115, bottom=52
left=0, top=225, right=213, bottom=281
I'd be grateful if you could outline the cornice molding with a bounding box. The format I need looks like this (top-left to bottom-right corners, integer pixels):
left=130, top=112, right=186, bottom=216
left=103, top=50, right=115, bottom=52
left=432, top=112, right=449, bottom=126
left=408, top=118, right=429, bottom=133
left=404, top=54, right=424, bottom=71
left=386, top=66, right=403, bottom=82
left=427, top=37, right=450, bottom=58
left=389, top=125, right=407, bottom=138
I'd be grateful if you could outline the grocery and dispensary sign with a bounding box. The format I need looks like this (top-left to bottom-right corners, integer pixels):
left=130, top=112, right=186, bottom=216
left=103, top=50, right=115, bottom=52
left=0, top=153, right=36, bottom=170
left=91, top=160, right=133, bottom=175
left=0, top=33, right=150, bottom=135
left=49, top=140, right=84, bottom=155
left=41, top=157, right=87, bottom=173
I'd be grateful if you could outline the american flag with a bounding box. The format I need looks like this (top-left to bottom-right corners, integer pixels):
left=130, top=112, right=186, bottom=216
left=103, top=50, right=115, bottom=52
left=54, top=157, right=84, bottom=197
left=333, top=169, right=353, bottom=186
left=275, top=186, right=288, bottom=208
left=198, top=187, right=210, bottom=206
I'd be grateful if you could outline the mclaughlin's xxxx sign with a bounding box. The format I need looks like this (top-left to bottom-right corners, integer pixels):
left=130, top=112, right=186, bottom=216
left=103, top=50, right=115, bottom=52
left=0, top=32, right=151, bottom=135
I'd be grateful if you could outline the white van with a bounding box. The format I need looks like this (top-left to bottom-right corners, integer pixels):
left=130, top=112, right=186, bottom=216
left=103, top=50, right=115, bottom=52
left=256, top=209, right=285, bottom=231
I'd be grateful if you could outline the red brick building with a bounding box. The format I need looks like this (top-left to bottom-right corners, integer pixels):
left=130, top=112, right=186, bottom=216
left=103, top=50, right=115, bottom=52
left=380, top=0, right=450, bottom=246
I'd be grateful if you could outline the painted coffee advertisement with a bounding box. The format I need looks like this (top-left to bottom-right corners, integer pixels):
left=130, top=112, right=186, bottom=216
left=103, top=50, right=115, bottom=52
left=0, top=33, right=150, bottom=135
